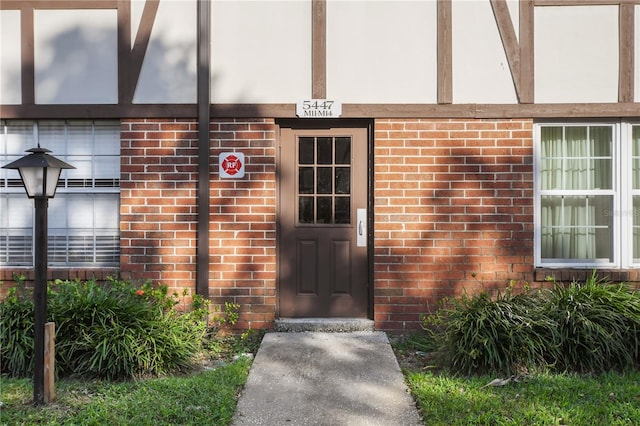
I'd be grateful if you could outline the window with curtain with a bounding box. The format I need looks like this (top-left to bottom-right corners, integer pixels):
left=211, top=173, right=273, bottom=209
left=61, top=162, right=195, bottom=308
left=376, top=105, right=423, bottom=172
left=537, top=122, right=640, bottom=268
left=0, top=121, right=120, bottom=267
left=633, top=126, right=640, bottom=263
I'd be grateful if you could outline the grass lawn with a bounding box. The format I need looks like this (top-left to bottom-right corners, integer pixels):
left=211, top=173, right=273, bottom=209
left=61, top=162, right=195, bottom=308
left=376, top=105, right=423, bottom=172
left=0, top=328, right=264, bottom=426
left=3, top=331, right=640, bottom=426
left=0, top=357, right=251, bottom=426
left=394, top=338, right=640, bottom=426
left=406, top=370, right=640, bottom=425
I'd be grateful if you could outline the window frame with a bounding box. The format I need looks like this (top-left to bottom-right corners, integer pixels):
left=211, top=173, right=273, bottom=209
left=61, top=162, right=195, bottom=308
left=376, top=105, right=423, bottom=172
left=534, top=121, right=640, bottom=269
left=0, top=120, right=120, bottom=268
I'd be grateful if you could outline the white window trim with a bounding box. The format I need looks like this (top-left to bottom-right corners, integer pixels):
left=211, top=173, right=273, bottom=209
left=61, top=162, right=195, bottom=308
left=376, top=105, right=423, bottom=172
left=534, top=121, right=640, bottom=269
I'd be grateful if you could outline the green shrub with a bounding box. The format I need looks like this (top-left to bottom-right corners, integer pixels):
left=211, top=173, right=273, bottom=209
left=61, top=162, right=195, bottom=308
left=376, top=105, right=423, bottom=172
left=0, top=278, right=35, bottom=377
left=423, top=272, right=640, bottom=375
left=425, top=282, right=556, bottom=376
left=546, top=272, right=640, bottom=373
left=1, top=278, right=208, bottom=380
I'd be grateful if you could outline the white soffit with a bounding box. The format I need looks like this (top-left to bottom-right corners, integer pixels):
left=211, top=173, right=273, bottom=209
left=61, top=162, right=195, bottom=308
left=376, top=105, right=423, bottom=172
left=0, top=10, right=21, bottom=105
left=326, top=0, right=437, bottom=104
left=133, top=0, right=197, bottom=104
left=34, top=9, right=118, bottom=104
left=452, top=0, right=518, bottom=104
left=535, top=5, right=618, bottom=104
left=211, top=0, right=311, bottom=103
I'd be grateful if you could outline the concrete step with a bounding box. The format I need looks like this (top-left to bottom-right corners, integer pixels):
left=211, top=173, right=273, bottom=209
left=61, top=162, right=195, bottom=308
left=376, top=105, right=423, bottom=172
left=275, top=318, right=375, bottom=332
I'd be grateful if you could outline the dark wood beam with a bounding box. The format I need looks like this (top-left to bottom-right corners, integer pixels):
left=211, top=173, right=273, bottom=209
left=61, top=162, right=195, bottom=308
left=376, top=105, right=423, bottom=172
left=117, top=0, right=132, bottom=104
left=437, top=0, right=452, bottom=104
left=619, top=2, right=634, bottom=103
left=312, top=0, right=327, bottom=99
left=519, top=0, right=535, bottom=104
left=196, top=0, right=211, bottom=299
left=3, top=102, right=640, bottom=120
left=20, top=5, right=35, bottom=105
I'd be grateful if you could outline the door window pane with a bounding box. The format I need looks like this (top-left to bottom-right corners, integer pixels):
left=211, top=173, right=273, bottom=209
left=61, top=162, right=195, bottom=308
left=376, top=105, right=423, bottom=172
left=335, top=197, right=350, bottom=224
left=297, top=136, right=353, bottom=225
left=317, top=137, right=332, bottom=164
left=299, top=197, right=314, bottom=223
left=335, top=167, right=350, bottom=194
left=299, top=137, right=314, bottom=164
left=317, top=167, right=332, bottom=194
left=335, top=137, right=350, bottom=164
left=299, top=168, right=314, bottom=194
left=317, top=197, right=332, bottom=224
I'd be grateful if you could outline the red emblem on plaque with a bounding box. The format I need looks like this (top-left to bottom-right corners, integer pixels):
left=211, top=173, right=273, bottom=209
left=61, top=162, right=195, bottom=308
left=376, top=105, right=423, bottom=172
left=221, top=154, right=242, bottom=175
left=219, top=152, right=245, bottom=178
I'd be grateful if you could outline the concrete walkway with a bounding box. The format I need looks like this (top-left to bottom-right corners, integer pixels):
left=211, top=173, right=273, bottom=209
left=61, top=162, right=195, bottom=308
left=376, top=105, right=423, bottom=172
left=232, top=332, right=423, bottom=426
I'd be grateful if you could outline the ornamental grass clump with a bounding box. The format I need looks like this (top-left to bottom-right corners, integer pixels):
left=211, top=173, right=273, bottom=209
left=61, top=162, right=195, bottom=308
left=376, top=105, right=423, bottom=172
left=422, top=272, right=640, bottom=376
left=0, top=277, right=208, bottom=380
left=424, top=282, right=557, bottom=376
left=545, top=271, right=640, bottom=373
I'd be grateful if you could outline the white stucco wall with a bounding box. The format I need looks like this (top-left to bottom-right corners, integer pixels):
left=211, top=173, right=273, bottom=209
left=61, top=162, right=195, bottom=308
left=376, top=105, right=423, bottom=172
left=34, top=9, right=118, bottom=104
left=535, top=5, right=619, bottom=104
left=211, top=0, right=311, bottom=103
left=133, top=0, right=197, bottom=104
left=452, top=0, right=518, bottom=104
left=1, top=1, right=634, bottom=107
left=326, top=0, right=437, bottom=104
left=0, top=10, right=21, bottom=105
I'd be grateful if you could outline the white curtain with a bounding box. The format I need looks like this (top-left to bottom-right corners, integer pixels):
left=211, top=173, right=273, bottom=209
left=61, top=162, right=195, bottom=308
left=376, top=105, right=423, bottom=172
left=633, top=126, right=640, bottom=259
left=634, top=196, right=640, bottom=260
left=540, top=126, right=612, bottom=261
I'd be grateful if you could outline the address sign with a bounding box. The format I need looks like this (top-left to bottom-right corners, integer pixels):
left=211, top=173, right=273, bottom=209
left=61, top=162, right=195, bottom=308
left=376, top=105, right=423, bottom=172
left=296, top=99, right=342, bottom=118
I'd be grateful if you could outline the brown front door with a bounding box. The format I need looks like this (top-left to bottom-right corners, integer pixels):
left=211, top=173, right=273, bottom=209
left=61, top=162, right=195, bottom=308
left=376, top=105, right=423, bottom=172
left=279, top=125, right=369, bottom=318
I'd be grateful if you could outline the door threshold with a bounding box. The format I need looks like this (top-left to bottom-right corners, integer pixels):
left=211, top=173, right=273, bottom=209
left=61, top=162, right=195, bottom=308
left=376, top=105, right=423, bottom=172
left=275, top=318, right=375, bottom=332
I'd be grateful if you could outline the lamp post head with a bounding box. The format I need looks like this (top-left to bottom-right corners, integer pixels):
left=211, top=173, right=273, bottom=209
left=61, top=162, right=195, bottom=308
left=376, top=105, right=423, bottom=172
left=2, top=146, right=75, bottom=199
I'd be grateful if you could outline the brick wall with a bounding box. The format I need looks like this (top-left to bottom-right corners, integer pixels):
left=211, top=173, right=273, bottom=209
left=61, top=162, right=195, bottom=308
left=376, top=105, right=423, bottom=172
left=373, top=118, right=535, bottom=331
left=120, top=119, right=199, bottom=297
left=208, top=119, right=277, bottom=329
left=120, top=118, right=277, bottom=329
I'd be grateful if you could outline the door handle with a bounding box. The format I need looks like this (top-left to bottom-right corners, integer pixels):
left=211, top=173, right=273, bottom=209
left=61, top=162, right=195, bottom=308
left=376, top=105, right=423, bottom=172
left=356, top=209, right=366, bottom=247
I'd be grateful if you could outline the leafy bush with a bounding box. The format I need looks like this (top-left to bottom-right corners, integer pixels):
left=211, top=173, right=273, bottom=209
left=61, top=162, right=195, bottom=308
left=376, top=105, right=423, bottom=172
left=423, top=272, right=640, bottom=375
left=1, top=278, right=209, bottom=380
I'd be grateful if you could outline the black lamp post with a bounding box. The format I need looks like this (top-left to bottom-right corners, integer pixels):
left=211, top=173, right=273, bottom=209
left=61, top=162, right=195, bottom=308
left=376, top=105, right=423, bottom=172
left=2, top=146, right=74, bottom=405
